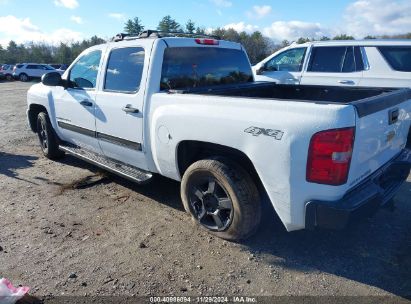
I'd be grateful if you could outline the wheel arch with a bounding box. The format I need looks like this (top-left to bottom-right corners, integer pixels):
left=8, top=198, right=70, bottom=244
left=176, top=140, right=266, bottom=195
left=28, top=104, right=48, bottom=132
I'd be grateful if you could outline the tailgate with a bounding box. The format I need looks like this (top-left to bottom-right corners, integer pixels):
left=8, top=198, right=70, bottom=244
left=349, top=89, right=411, bottom=187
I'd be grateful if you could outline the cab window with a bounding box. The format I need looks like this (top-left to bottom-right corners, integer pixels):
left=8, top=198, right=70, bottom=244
left=69, top=50, right=102, bottom=89
left=104, top=47, right=145, bottom=93
left=265, top=48, right=306, bottom=72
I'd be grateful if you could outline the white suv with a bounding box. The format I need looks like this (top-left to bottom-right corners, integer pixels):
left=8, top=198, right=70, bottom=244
left=253, top=40, right=411, bottom=88
left=13, top=63, right=59, bottom=82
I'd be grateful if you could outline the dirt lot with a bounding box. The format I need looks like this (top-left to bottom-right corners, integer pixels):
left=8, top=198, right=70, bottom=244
left=0, top=81, right=410, bottom=302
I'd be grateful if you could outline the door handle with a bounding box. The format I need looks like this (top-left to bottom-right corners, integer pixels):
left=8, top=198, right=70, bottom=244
left=338, top=80, right=355, bottom=85
left=80, top=100, right=93, bottom=107
left=122, top=104, right=139, bottom=113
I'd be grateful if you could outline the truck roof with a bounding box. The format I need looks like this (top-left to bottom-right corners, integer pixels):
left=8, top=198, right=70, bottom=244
left=103, top=30, right=243, bottom=50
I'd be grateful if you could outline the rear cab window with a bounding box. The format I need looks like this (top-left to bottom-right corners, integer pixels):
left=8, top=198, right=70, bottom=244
left=377, top=46, right=411, bottom=72
left=160, top=47, right=253, bottom=91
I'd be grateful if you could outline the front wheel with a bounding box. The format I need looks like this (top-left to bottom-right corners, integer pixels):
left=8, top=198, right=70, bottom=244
left=19, top=73, right=29, bottom=82
left=36, top=112, right=64, bottom=159
left=181, top=158, right=261, bottom=241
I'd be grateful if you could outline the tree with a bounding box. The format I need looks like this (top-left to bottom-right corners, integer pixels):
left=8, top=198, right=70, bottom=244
left=297, top=37, right=311, bottom=44
left=280, top=40, right=290, bottom=47
left=333, top=34, right=354, bottom=40
left=185, top=20, right=195, bottom=34
left=124, top=17, right=144, bottom=35
left=157, top=15, right=181, bottom=32
left=319, top=36, right=330, bottom=41
left=364, top=35, right=376, bottom=39
left=195, top=27, right=206, bottom=35
left=0, top=45, right=5, bottom=63
left=55, top=43, right=72, bottom=64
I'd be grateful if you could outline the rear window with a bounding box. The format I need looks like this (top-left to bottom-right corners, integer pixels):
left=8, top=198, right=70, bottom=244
left=378, top=46, right=411, bottom=72
left=160, top=47, right=253, bottom=90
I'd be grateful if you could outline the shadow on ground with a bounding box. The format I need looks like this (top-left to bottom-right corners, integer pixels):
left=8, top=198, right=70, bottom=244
left=243, top=181, right=411, bottom=299
left=58, top=155, right=184, bottom=211
left=60, top=154, right=411, bottom=298
left=0, top=151, right=38, bottom=180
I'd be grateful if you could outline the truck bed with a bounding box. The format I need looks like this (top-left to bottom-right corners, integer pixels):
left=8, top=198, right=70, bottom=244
left=171, top=83, right=411, bottom=117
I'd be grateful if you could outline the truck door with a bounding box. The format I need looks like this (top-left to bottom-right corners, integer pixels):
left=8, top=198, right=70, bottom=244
left=300, top=46, right=363, bottom=86
left=94, top=44, right=148, bottom=170
left=52, top=48, right=104, bottom=153
left=254, top=47, right=307, bottom=84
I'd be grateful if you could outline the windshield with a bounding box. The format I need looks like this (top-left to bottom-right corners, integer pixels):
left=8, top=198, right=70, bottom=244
left=160, top=47, right=253, bottom=90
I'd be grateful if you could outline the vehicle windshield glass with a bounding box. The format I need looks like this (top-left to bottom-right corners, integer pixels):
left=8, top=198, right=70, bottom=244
left=160, top=47, right=253, bottom=90
left=265, top=48, right=306, bottom=72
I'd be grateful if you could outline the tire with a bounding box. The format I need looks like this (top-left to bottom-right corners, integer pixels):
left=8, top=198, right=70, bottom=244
left=19, top=73, right=29, bottom=82
left=181, top=158, right=261, bottom=241
left=6, top=74, right=13, bottom=81
left=36, top=112, right=64, bottom=159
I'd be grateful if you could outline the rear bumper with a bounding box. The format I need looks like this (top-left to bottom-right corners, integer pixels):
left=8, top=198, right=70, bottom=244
left=305, top=149, right=411, bottom=230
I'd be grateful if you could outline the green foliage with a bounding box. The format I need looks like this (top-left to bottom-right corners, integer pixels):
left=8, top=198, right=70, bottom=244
left=319, top=36, right=331, bottom=41
left=208, top=28, right=274, bottom=64
left=296, top=37, right=311, bottom=44
left=333, top=34, right=355, bottom=40
left=124, top=17, right=144, bottom=35
left=195, top=27, right=206, bottom=35
left=0, top=36, right=106, bottom=65
left=1, top=12, right=410, bottom=68
left=157, top=15, right=181, bottom=32
left=185, top=20, right=196, bottom=34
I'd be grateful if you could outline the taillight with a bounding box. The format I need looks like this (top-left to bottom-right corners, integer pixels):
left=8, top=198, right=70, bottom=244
left=306, top=127, right=355, bottom=185
left=195, top=38, right=219, bottom=45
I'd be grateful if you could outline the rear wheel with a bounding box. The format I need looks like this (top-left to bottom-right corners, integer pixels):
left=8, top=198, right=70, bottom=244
left=19, top=73, right=29, bottom=82
left=181, top=158, right=261, bottom=241
left=6, top=74, right=13, bottom=81
left=36, top=112, right=64, bottom=159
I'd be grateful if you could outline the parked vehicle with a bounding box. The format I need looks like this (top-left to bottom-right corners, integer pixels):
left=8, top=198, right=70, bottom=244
left=0, top=64, right=15, bottom=81
left=253, top=40, right=411, bottom=88
left=13, top=63, right=57, bottom=82
left=0, top=65, right=5, bottom=80
left=27, top=31, right=411, bottom=240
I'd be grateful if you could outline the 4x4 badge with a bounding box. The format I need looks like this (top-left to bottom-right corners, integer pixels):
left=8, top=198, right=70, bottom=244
left=244, top=126, right=284, bottom=140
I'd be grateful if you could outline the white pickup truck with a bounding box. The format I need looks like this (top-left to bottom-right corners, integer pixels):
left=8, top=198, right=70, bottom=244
left=27, top=31, right=411, bottom=240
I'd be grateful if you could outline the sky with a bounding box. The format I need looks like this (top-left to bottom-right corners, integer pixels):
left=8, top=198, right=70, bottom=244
left=0, top=0, right=410, bottom=46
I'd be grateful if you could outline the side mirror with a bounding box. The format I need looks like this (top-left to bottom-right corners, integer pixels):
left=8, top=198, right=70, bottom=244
left=41, top=72, right=63, bottom=86
left=256, top=65, right=266, bottom=75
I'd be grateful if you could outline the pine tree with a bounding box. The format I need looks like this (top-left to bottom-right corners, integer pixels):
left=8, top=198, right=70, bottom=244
left=185, top=20, right=195, bottom=34
left=124, top=17, right=144, bottom=35
left=157, top=15, right=181, bottom=32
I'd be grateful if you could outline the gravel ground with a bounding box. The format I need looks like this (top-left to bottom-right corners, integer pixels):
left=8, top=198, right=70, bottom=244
left=0, top=81, right=410, bottom=303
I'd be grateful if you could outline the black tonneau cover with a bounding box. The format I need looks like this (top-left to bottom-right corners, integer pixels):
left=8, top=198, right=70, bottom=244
left=168, top=82, right=411, bottom=118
